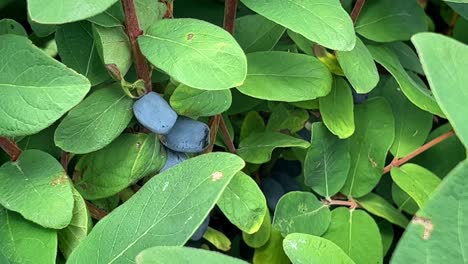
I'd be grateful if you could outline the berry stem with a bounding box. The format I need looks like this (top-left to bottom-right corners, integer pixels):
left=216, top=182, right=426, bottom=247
left=0, top=137, right=22, bottom=161
left=383, top=130, right=455, bottom=174
left=122, top=0, right=153, bottom=93
left=85, top=201, right=109, bottom=220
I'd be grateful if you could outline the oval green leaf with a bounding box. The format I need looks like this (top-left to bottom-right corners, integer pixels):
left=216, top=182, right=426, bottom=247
left=336, top=37, right=379, bottom=93
left=412, top=33, right=468, bottom=148
left=136, top=246, right=248, bottom=264
left=54, top=86, right=133, bottom=154
left=253, top=229, right=290, bottom=264
left=390, top=163, right=441, bottom=208
left=75, top=133, right=166, bottom=200
left=138, top=18, right=247, bottom=90
left=323, top=208, right=383, bottom=264
left=0, top=207, right=57, bottom=263
left=28, top=0, right=119, bottom=24
left=67, top=152, right=244, bottom=263
left=237, top=131, right=310, bottom=164
left=304, top=122, right=350, bottom=198
left=239, top=0, right=355, bottom=51
left=283, top=233, right=355, bottom=264
left=236, top=51, right=332, bottom=102
left=0, top=150, right=74, bottom=229
left=217, top=172, right=267, bottom=234
left=341, top=98, right=395, bottom=198
left=319, top=76, right=355, bottom=139
left=170, top=84, right=232, bottom=118
left=356, top=193, right=409, bottom=228
left=273, top=191, right=331, bottom=237
left=234, top=14, right=285, bottom=53
left=242, top=211, right=271, bottom=249
left=0, top=34, right=90, bottom=137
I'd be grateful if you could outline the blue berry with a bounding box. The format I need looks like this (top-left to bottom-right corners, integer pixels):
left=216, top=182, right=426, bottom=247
left=160, top=117, right=210, bottom=153
left=160, top=148, right=188, bottom=172
left=133, top=92, right=178, bottom=134
left=190, top=216, right=210, bottom=241
left=260, top=177, right=285, bottom=211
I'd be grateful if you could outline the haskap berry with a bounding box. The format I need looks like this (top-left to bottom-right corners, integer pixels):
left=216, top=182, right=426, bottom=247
left=160, top=116, right=210, bottom=153
left=190, top=216, right=210, bottom=241
left=160, top=148, right=188, bottom=172
left=133, top=92, right=178, bottom=134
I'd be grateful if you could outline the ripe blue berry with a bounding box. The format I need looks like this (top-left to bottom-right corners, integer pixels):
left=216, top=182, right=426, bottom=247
left=160, top=148, right=188, bottom=172
left=160, top=117, right=210, bottom=153
left=133, top=92, right=178, bottom=134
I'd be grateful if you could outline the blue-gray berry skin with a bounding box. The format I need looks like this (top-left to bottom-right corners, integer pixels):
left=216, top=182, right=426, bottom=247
left=133, top=92, right=178, bottom=134
left=160, top=148, right=188, bottom=172
left=160, top=117, right=210, bottom=153
left=260, top=177, right=285, bottom=211
left=272, top=172, right=301, bottom=193
left=190, top=216, right=210, bottom=241
left=352, top=88, right=369, bottom=104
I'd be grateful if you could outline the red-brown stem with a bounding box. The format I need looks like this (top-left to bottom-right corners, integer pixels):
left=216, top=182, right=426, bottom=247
left=383, top=130, right=455, bottom=174
left=219, top=116, right=236, bottom=153
left=60, top=152, right=70, bottom=170
left=446, top=12, right=460, bottom=36
left=122, top=0, right=153, bottom=93
left=85, top=201, right=109, bottom=220
left=418, top=0, right=428, bottom=8
left=350, top=0, right=366, bottom=24
left=323, top=198, right=358, bottom=209
left=205, top=0, right=238, bottom=154
left=312, top=44, right=327, bottom=58
left=204, top=115, right=221, bottom=153
left=223, top=0, right=238, bottom=34
left=0, top=137, right=21, bottom=161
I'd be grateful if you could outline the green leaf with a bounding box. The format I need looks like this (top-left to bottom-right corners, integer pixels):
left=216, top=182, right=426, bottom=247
left=237, top=51, right=332, bottom=102
left=266, top=103, right=309, bottom=134
left=304, top=122, right=350, bottom=198
left=390, top=163, right=441, bottom=208
left=319, top=76, right=355, bottom=139
left=355, top=0, right=427, bottom=42
left=58, top=188, right=92, bottom=258
left=18, top=124, right=61, bottom=158
left=287, top=30, right=314, bottom=56
left=170, top=84, right=232, bottom=118
left=240, top=111, right=265, bottom=141
left=387, top=42, right=424, bottom=75
left=203, top=227, right=232, bottom=252
left=378, top=220, right=394, bottom=256
left=234, top=14, right=285, bottom=53
left=356, top=193, right=409, bottom=228
left=371, top=77, right=432, bottom=158
left=139, top=18, right=247, bottom=90
left=412, top=33, right=468, bottom=148
left=341, top=98, right=395, bottom=198
left=28, top=0, right=119, bottom=24
left=87, top=2, right=124, bottom=27
left=136, top=246, right=248, bottom=264
left=0, top=150, right=74, bottom=229
left=242, top=211, right=271, bottom=248
left=253, top=229, right=290, bottom=264
left=413, top=124, right=466, bottom=177
left=273, top=191, right=331, bottom=236
left=134, top=0, right=166, bottom=32
left=0, top=34, right=90, bottom=137
left=55, top=21, right=109, bottom=86
left=27, top=16, right=57, bottom=37
left=67, top=153, right=244, bottom=263
left=0, top=207, right=57, bottom=263
left=283, top=233, right=355, bottom=264
left=323, top=208, right=383, bottom=264
left=392, top=183, right=419, bottom=215
left=55, top=86, right=133, bottom=154
left=240, top=0, right=355, bottom=51
left=391, top=160, right=468, bottom=263
left=92, top=25, right=132, bottom=76
left=226, top=90, right=262, bottom=115
left=0, top=18, right=27, bottom=36
left=367, top=44, right=445, bottom=117
left=336, top=37, right=379, bottom=93
left=237, top=131, right=310, bottom=164
left=75, top=133, right=165, bottom=200
left=217, top=172, right=267, bottom=234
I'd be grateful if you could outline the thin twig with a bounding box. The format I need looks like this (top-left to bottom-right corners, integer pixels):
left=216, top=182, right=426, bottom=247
left=446, top=12, right=460, bottom=37
left=0, top=137, right=21, bottom=161
left=122, top=0, right=153, bottom=93
left=85, top=201, right=109, bottom=220
left=350, top=0, right=366, bottom=24
left=60, top=152, right=70, bottom=170
left=323, top=198, right=358, bottom=209
left=223, top=0, right=238, bottom=34
left=383, top=130, right=455, bottom=174
left=204, top=115, right=221, bottom=153
left=219, top=116, right=236, bottom=153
